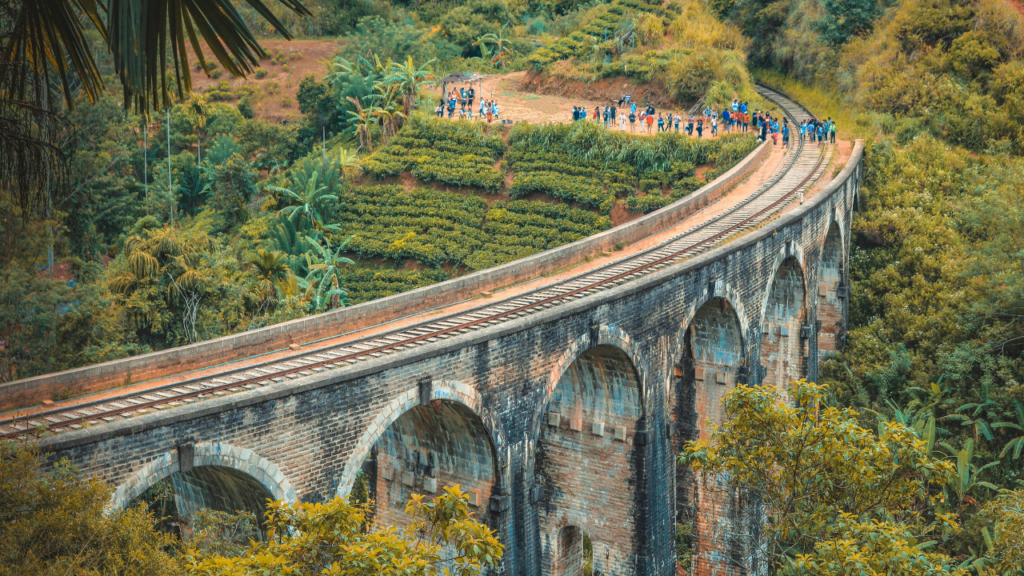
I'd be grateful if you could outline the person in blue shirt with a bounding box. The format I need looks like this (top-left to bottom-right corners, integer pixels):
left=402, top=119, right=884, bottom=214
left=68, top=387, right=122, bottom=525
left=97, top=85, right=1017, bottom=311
left=740, top=102, right=748, bottom=114
left=782, top=123, right=790, bottom=147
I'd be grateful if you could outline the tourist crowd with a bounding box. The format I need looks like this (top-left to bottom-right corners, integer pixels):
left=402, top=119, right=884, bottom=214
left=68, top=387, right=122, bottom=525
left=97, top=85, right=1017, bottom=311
left=436, top=89, right=838, bottom=145
left=569, top=96, right=837, bottom=148
left=436, top=86, right=510, bottom=124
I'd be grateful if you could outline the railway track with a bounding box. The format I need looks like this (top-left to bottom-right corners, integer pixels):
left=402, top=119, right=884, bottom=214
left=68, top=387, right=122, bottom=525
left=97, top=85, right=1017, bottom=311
left=0, top=85, right=832, bottom=440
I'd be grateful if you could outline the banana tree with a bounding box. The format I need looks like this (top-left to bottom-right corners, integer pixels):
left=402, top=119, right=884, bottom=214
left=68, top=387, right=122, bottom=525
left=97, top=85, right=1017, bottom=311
left=944, top=398, right=1003, bottom=444
left=385, top=56, right=436, bottom=117
left=940, top=438, right=999, bottom=510
left=346, top=97, right=374, bottom=152
left=993, top=399, right=1024, bottom=460
left=337, top=148, right=361, bottom=179
left=474, top=24, right=514, bottom=68
left=301, top=235, right=354, bottom=311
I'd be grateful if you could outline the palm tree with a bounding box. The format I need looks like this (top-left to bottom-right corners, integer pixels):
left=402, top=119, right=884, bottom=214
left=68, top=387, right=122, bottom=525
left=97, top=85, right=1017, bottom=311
left=4, top=0, right=310, bottom=112
left=1, top=0, right=309, bottom=212
left=385, top=56, right=436, bottom=117
left=992, top=399, right=1024, bottom=460
left=267, top=171, right=338, bottom=230
left=245, top=249, right=292, bottom=303
left=184, top=93, right=210, bottom=164
left=302, top=236, right=354, bottom=311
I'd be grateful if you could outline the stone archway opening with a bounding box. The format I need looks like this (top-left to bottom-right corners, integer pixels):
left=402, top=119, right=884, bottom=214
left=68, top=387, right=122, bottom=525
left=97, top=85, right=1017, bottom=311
left=671, top=296, right=747, bottom=576
left=818, top=222, right=845, bottom=357
left=370, top=400, right=497, bottom=530
left=760, top=256, right=807, bottom=392
left=552, top=525, right=598, bottom=576
left=133, top=465, right=272, bottom=541
left=537, top=344, right=642, bottom=576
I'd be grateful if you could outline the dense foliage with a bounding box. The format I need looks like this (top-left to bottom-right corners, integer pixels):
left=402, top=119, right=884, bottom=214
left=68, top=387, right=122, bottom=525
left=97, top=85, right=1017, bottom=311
left=183, top=487, right=503, bottom=576
left=0, top=443, right=180, bottom=576
left=0, top=442, right=502, bottom=576
left=682, top=381, right=966, bottom=575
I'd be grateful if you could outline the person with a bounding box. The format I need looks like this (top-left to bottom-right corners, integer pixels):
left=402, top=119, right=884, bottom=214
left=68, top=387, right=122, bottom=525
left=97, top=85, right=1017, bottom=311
left=448, top=95, right=456, bottom=118
left=696, top=117, right=703, bottom=138
left=594, top=106, right=600, bottom=123
left=602, top=106, right=609, bottom=127
left=630, top=101, right=637, bottom=116
left=645, top=111, right=654, bottom=133
left=571, top=106, right=578, bottom=121
left=486, top=102, right=493, bottom=123
left=619, top=110, right=626, bottom=131
left=711, top=115, right=717, bottom=136
left=435, top=103, right=444, bottom=117
left=467, top=87, right=475, bottom=110
left=760, top=118, right=768, bottom=142
left=674, top=113, right=681, bottom=133
left=629, top=109, right=637, bottom=132
left=782, top=122, right=790, bottom=147
left=610, top=105, right=617, bottom=128
left=460, top=87, right=467, bottom=110
left=687, top=115, right=694, bottom=136
left=732, top=98, right=739, bottom=112
left=657, top=113, right=665, bottom=132
left=830, top=120, right=836, bottom=144
left=492, top=101, right=499, bottom=119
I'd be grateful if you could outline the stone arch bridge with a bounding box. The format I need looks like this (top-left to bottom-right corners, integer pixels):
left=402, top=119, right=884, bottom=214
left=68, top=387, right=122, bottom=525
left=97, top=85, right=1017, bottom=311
left=26, top=135, right=862, bottom=575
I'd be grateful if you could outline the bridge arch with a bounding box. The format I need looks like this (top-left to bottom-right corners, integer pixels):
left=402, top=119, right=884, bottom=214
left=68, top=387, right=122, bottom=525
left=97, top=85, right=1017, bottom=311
left=817, top=220, right=846, bottom=357
left=111, top=442, right=296, bottom=537
left=336, top=380, right=506, bottom=499
left=537, top=324, right=651, bottom=435
left=671, top=294, right=749, bottom=575
left=534, top=326, right=646, bottom=576
left=758, top=254, right=808, bottom=392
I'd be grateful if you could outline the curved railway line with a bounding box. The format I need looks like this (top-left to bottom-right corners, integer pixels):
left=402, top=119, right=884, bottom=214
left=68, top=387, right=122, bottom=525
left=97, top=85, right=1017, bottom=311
left=0, top=85, right=833, bottom=440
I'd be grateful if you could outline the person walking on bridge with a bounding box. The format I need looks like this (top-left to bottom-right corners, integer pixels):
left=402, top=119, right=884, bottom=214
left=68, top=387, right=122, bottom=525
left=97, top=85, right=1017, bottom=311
left=829, top=119, right=836, bottom=144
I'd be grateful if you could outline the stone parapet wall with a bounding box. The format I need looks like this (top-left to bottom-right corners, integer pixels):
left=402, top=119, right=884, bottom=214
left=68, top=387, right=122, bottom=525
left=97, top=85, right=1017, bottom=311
left=2, top=140, right=771, bottom=412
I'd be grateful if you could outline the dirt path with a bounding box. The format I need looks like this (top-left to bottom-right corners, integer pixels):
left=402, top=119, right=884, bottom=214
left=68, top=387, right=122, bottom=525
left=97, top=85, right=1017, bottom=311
left=436, top=71, right=726, bottom=139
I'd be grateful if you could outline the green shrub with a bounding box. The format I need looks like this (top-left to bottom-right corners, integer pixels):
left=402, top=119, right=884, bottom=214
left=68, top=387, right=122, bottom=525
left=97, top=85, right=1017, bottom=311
left=625, top=194, right=672, bottom=214
left=254, top=67, right=268, bottom=79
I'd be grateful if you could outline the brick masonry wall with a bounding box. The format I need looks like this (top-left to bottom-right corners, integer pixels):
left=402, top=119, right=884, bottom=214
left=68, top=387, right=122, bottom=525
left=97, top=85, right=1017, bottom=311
left=759, top=257, right=807, bottom=394
left=372, top=402, right=496, bottom=530
left=537, top=346, right=641, bottom=576
left=38, top=144, right=864, bottom=576
left=817, top=222, right=846, bottom=357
